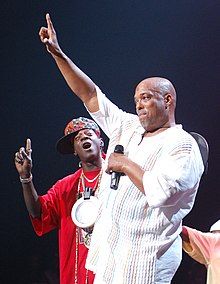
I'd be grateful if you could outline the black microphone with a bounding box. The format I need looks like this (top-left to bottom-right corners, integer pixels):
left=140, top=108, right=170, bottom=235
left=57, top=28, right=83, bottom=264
left=110, top=144, right=124, bottom=190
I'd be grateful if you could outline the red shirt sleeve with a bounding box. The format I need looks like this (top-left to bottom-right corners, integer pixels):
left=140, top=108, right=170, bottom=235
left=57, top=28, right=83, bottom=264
left=30, top=170, right=81, bottom=236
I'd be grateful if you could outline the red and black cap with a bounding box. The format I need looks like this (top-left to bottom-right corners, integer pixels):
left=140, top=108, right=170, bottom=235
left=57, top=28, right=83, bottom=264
left=56, top=117, right=101, bottom=154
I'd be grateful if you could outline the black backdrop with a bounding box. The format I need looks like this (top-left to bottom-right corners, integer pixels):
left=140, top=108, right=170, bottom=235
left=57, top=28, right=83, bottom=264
left=1, top=1, right=219, bottom=283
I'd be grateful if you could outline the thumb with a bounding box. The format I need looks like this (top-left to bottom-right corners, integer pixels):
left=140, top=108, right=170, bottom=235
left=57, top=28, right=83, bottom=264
left=43, top=38, right=49, bottom=44
left=43, top=38, right=53, bottom=54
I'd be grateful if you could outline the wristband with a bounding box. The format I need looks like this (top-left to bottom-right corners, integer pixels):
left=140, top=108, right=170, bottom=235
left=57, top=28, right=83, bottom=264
left=20, top=174, right=33, bottom=184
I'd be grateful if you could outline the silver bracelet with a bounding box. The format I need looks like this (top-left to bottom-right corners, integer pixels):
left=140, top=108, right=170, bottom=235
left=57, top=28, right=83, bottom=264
left=20, top=174, right=33, bottom=184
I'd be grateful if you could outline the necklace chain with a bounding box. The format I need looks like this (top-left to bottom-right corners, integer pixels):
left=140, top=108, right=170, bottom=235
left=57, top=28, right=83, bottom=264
left=75, top=168, right=103, bottom=283
left=81, top=171, right=100, bottom=183
left=79, top=170, right=102, bottom=197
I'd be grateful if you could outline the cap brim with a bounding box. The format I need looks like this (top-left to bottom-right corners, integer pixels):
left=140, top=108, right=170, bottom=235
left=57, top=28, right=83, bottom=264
left=56, top=126, right=100, bottom=155
left=56, top=133, right=76, bottom=154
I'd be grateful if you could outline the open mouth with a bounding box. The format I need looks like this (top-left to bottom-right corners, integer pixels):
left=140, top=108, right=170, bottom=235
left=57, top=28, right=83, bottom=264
left=82, top=141, right=92, bottom=149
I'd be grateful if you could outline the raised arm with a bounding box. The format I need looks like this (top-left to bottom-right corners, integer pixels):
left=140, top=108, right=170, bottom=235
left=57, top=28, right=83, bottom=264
left=15, top=139, right=41, bottom=218
left=39, top=13, right=99, bottom=112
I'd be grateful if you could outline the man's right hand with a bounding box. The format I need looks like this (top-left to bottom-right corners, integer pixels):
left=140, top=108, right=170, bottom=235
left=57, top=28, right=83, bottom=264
left=15, top=138, right=33, bottom=178
left=39, top=13, right=62, bottom=57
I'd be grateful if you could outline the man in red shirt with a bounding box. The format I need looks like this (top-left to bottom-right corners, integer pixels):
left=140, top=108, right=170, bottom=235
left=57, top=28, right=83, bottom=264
left=14, top=117, right=105, bottom=284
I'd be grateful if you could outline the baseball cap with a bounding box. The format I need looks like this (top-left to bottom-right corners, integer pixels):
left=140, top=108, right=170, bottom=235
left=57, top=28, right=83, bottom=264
left=56, top=117, right=100, bottom=154
left=210, top=219, right=220, bottom=232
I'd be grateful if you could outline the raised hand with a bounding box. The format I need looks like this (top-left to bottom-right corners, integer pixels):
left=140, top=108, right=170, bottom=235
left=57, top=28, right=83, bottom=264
left=39, top=13, right=62, bottom=56
left=15, top=138, right=33, bottom=178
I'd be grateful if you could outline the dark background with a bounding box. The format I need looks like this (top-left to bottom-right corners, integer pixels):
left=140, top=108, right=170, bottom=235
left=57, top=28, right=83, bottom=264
left=1, top=1, right=219, bottom=283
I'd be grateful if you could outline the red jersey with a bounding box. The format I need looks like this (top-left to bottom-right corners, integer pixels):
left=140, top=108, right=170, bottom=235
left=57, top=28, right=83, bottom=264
left=30, top=168, right=101, bottom=284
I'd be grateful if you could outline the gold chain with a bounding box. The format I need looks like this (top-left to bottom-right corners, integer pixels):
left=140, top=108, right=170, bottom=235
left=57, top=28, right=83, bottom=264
left=75, top=226, right=79, bottom=284
left=79, top=170, right=102, bottom=198
left=74, top=168, right=103, bottom=284
left=81, top=171, right=100, bottom=183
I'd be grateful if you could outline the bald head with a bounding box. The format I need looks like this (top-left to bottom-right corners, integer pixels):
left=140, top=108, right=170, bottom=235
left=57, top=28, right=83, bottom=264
left=136, top=77, right=177, bottom=107
left=134, top=77, right=177, bottom=132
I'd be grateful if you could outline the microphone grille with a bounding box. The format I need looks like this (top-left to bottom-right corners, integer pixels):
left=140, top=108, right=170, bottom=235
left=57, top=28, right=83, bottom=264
left=114, top=144, right=124, bottom=154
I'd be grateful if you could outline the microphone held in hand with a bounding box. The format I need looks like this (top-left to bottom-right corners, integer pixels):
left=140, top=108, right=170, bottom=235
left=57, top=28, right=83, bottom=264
left=110, top=145, right=124, bottom=190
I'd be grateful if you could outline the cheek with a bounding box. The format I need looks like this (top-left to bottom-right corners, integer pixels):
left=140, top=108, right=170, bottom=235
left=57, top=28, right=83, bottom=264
left=94, top=141, right=101, bottom=151
left=143, top=100, right=155, bottom=109
left=73, top=142, right=78, bottom=152
left=73, top=142, right=81, bottom=154
left=152, top=100, right=165, bottom=112
left=146, top=104, right=164, bottom=121
left=143, top=102, right=155, bottom=115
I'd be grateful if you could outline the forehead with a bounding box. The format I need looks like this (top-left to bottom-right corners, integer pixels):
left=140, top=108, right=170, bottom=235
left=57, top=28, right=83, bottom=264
left=75, top=128, right=95, bottom=136
left=135, top=80, right=159, bottom=95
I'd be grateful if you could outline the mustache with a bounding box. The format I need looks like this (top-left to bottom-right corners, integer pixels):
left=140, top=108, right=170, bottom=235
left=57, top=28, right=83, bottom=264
left=137, top=109, right=147, bottom=116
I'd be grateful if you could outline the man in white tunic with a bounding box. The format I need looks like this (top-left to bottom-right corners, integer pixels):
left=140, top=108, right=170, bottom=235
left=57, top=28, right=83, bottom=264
left=39, top=14, right=204, bottom=284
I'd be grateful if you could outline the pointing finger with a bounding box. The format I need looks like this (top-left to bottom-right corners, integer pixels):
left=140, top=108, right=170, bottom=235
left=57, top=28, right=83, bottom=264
left=26, top=138, right=32, bottom=157
left=46, top=13, right=55, bottom=33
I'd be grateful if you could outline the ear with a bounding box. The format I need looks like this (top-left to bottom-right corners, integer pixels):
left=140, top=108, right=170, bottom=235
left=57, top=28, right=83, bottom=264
left=100, top=138, right=104, bottom=148
left=73, top=151, right=78, bottom=156
left=164, top=93, right=172, bottom=108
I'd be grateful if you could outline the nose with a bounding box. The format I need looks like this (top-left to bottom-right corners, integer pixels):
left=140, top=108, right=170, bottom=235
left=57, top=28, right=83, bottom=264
left=79, top=132, right=92, bottom=142
left=80, top=136, right=89, bottom=142
left=135, top=99, right=144, bottom=111
left=78, top=133, right=87, bottom=141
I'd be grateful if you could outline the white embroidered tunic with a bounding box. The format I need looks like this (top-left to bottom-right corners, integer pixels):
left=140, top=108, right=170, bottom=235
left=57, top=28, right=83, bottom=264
left=86, top=86, right=204, bottom=284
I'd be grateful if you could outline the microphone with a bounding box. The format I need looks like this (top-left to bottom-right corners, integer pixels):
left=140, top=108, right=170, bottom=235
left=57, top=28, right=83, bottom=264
left=110, top=145, right=124, bottom=190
